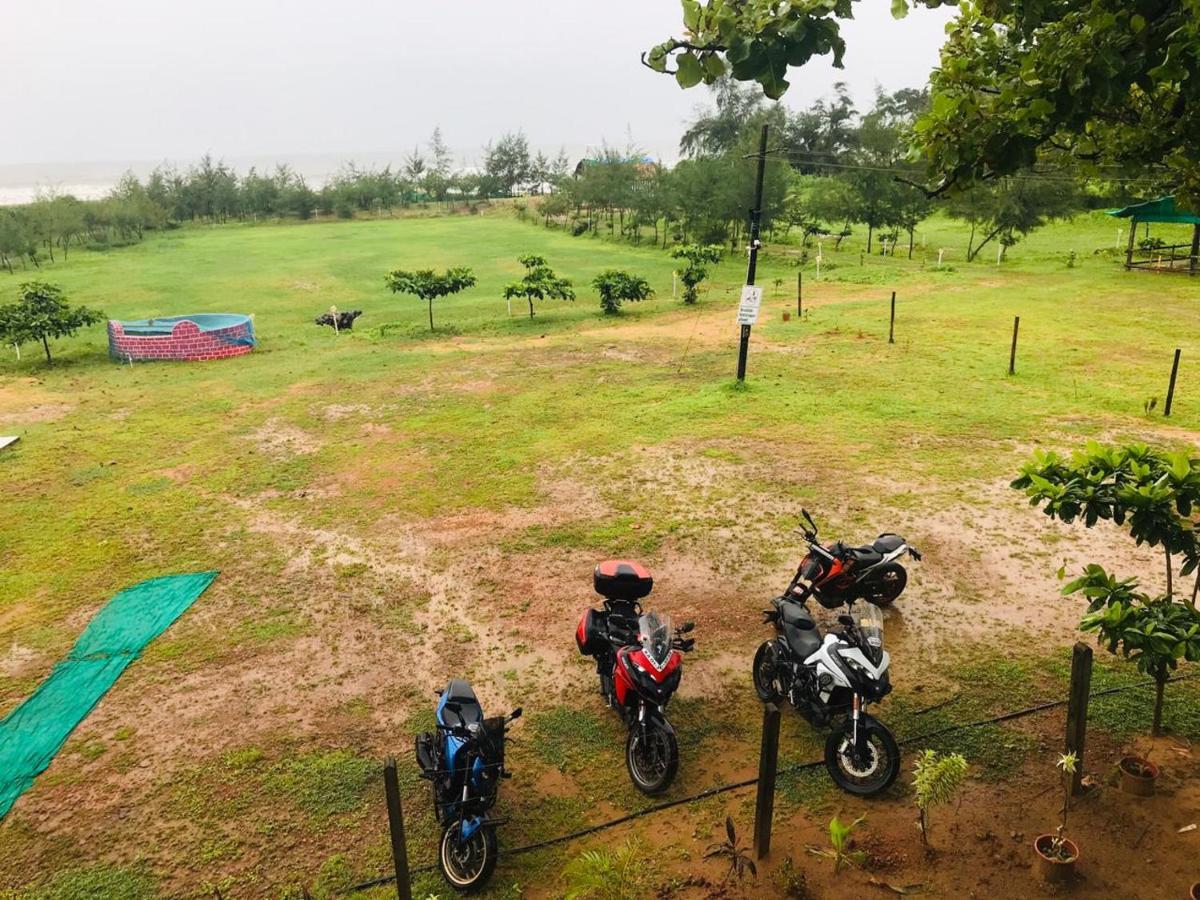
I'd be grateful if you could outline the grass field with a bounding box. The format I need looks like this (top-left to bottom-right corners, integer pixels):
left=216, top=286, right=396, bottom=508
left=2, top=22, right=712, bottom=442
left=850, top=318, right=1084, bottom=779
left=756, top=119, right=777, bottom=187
left=1, top=207, right=1199, bottom=898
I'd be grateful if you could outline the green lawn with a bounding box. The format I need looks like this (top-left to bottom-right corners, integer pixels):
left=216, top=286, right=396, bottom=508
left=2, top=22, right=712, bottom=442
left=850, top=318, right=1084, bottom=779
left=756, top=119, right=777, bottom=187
left=1, top=207, right=1197, bottom=897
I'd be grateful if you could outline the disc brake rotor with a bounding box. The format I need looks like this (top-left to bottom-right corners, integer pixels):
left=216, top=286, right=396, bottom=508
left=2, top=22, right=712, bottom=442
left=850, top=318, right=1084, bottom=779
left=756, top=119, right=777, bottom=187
left=839, top=737, right=881, bottom=778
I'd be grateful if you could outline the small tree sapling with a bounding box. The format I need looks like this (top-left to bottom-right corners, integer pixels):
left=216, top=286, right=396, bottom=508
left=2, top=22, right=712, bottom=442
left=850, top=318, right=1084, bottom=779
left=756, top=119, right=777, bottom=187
left=670, top=244, right=722, bottom=304
left=592, top=270, right=653, bottom=315
left=384, top=266, right=476, bottom=331
left=503, top=254, right=575, bottom=318
left=1014, top=442, right=1200, bottom=734
left=912, top=749, right=968, bottom=846
left=0, top=281, right=104, bottom=364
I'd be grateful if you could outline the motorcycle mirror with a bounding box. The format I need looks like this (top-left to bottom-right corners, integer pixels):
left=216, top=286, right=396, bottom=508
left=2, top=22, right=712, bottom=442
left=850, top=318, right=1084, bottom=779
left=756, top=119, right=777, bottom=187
left=837, top=614, right=854, bottom=627
left=678, top=621, right=695, bottom=634
left=510, top=707, right=523, bottom=720
left=910, top=547, right=923, bottom=561
left=801, top=508, right=817, bottom=531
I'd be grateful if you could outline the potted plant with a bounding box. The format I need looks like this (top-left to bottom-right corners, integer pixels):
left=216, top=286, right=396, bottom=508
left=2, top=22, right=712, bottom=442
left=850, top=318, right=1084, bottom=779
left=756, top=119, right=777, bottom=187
left=1117, top=754, right=1160, bottom=796
left=1033, top=752, right=1080, bottom=882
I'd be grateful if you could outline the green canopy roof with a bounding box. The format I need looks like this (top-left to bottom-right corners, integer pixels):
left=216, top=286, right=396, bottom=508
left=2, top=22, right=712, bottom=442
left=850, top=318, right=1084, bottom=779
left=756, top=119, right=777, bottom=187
left=1107, top=196, right=1200, bottom=225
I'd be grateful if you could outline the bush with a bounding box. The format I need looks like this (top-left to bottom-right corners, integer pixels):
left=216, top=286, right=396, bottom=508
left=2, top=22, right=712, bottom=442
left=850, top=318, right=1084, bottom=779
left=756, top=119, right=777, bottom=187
left=592, top=270, right=653, bottom=315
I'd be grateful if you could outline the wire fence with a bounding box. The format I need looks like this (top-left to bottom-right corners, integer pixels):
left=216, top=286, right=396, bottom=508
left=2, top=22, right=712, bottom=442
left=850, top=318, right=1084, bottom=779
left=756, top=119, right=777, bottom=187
left=344, top=671, right=1198, bottom=893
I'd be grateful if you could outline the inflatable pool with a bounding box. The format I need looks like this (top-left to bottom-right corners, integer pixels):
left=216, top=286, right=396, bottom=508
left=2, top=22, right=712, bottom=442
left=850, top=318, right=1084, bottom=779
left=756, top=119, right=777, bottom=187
left=107, top=314, right=256, bottom=361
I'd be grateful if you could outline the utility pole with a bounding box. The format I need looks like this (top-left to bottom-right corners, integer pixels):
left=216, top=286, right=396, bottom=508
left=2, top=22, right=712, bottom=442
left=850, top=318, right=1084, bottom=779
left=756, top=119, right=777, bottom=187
left=736, top=124, right=769, bottom=382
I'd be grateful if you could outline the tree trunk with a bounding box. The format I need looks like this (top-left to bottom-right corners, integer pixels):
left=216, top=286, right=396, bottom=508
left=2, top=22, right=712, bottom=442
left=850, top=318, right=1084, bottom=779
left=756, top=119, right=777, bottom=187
left=967, top=221, right=976, bottom=260
left=428, top=299, right=435, bottom=332
left=968, top=226, right=1004, bottom=263
left=41, top=334, right=52, bottom=364
left=1191, top=567, right=1200, bottom=609
left=908, top=228, right=915, bottom=259
left=1166, top=548, right=1173, bottom=599
left=1152, top=674, right=1166, bottom=735
left=528, top=297, right=535, bottom=318
left=867, top=224, right=874, bottom=254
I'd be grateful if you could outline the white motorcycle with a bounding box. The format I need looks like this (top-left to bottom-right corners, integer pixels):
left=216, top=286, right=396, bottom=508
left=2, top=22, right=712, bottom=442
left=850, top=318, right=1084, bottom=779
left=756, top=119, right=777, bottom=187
left=753, top=596, right=900, bottom=796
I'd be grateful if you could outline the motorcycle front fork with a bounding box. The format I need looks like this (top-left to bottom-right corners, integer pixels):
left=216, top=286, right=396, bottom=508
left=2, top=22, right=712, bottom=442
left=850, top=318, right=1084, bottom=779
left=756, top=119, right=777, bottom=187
left=851, top=694, right=862, bottom=749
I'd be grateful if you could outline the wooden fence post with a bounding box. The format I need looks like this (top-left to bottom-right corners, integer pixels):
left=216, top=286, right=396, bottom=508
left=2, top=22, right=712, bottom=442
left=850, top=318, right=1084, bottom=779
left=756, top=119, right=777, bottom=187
left=1065, top=643, right=1092, bottom=796
left=753, top=703, right=781, bottom=860
left=384, top=757, right=413, bottom=900
left=1165, top=348, right=1181, bottom=417
left=888, top=291, right=896, bottom=344
left=1009, top=316, right=1020, bottom=376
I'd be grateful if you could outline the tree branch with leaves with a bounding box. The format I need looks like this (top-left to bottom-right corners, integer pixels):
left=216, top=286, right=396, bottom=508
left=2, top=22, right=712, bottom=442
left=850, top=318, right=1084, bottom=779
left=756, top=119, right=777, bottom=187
left=1014, top=442, right=1200, bottom=733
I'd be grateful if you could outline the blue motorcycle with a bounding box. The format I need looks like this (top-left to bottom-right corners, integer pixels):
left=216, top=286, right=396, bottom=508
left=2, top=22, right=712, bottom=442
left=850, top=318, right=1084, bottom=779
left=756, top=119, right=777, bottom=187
left=415, top=679, right=521, bottom=892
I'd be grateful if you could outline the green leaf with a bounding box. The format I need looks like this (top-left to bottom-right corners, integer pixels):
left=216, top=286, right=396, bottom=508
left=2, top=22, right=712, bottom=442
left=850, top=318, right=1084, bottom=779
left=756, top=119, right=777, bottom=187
left=675, top=52, right=704, bottom=88
left=891, top=0, right=909, bottom=19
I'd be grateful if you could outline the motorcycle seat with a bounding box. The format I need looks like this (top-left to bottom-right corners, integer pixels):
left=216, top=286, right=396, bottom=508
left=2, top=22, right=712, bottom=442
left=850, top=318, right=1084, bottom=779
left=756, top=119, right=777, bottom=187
left=780, top=602, right=816, bottom=630
left=846, top=545, right=884, bottom=566
left=872, top=533, right=905, bottom=554
left=439, top=679, right=484, bottom=726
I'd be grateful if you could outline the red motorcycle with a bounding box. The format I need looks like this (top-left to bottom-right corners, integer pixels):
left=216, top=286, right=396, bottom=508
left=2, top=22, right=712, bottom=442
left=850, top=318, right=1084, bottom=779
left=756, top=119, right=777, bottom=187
left=575, top=560, right=695, bottom=794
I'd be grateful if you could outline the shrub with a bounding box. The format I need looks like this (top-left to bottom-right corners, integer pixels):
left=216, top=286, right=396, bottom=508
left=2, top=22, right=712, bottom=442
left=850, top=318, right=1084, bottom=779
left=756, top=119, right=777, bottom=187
left=592, top=270, right=653, bottom=315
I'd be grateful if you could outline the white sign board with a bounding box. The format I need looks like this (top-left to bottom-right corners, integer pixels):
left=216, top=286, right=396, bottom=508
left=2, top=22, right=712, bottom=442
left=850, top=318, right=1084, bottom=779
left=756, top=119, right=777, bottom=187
left=736, top=285, right=763, bottom=326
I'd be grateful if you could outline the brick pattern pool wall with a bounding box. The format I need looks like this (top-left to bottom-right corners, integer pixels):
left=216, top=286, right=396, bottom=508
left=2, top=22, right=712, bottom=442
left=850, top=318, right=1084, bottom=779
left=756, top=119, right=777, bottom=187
left=107, top=319, right=255, bottom=362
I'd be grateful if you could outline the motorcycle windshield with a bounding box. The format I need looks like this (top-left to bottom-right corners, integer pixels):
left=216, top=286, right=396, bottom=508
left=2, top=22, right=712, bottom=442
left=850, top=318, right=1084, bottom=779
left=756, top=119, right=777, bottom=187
left=637, top=613, right=673, bottom=669
left=853, top=602, right=884, bottom=653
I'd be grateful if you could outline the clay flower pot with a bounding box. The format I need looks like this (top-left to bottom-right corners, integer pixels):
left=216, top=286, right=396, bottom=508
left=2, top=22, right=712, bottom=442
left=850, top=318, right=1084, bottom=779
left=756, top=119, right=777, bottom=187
left=1190, top=882, right=1199, bottom=900
left=1118, top=755, right=1159, bottom=797
left=1033, top=834, right=1079, bottom=883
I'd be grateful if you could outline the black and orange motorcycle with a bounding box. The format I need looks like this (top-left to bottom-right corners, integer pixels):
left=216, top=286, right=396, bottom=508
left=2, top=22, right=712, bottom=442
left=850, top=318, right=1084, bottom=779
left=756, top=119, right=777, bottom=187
left=785, top=509, right=921, bottom=609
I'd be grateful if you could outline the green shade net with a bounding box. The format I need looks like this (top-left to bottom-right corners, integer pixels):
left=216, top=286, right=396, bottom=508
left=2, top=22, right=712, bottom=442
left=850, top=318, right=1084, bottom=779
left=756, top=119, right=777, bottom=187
left=0, top=572, right=218, bottom=819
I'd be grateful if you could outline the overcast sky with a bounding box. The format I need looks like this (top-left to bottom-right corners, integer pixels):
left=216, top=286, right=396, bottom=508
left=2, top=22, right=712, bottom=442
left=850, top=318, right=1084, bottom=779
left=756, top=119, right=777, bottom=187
left=1, top=0, right=956, bottom=175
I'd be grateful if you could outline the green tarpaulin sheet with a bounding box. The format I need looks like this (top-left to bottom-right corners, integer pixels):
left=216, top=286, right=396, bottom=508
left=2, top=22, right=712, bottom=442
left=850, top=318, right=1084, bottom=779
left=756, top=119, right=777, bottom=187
left=0, top=572, right=218, bottom=819
left=1107, top=195, right=1200, bottom=225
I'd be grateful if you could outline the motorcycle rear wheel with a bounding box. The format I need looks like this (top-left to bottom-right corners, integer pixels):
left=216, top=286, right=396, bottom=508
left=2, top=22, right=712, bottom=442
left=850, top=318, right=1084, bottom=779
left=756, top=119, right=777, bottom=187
left=752, top=640, right=785, bottom=703
left=824, top=715, right=900, bottom=797
left=439, top=821, right=497, bottom=893
left=626, top=721, right=678, bottom=795
left=868, top=563, right=907, bottom=606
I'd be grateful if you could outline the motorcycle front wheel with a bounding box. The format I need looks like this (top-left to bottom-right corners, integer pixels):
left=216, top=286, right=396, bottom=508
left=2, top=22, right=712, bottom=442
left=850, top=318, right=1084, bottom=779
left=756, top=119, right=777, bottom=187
left=824, top=715, right=900, bottom=797
left=439, top=821, right=497, bottom=893
left=752, top=640, right=785, bottom=703
left=626, top=720, right=678, bottom=795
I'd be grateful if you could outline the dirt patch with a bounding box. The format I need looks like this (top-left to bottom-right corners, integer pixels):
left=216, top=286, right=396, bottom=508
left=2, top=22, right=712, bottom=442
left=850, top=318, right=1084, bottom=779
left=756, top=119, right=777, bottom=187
left=247, top=418, right=321, bottom=458
left=0, top=383, right=74, bottom=426
left=320, top=403, right=371, bottom=422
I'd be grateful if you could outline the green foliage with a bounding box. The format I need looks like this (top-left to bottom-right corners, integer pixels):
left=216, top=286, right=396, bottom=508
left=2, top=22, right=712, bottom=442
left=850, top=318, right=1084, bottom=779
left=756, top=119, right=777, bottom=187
left=948, top=177, right=1079, bottom=262
left=592, top=269, right=654, bottom=314
left=503, top=254, right=575, bottom=318
left=649, top=1, right=1200, bottom=204
left=670, top=244, right=723, bottom=303
left=912, top=749, right=969, bottom=844
left=807, top=814, right=868, bottom=873
left=1015, top=442, right=1200, bottom=732
left=0, top=281, right=103, bottom=364
left=384, top=266, right=476, bottom=331
left=703, top=816, right=757, bottom=882
left=1014, top=442, right=1200, bottom=590
left=563, top=843, right=648, bottom=900
left=643, top=0, right=849, bottom=99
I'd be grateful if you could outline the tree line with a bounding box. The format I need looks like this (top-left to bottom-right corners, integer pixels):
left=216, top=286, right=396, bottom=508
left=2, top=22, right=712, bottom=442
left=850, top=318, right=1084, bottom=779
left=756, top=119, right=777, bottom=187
left=538, top=80, right=1114, bottom=262
left=0, top=127, right=573, bottom=274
